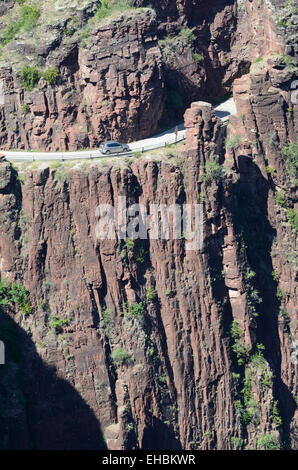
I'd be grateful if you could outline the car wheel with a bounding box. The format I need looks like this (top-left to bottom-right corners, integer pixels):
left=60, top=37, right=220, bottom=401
left=105, top=150, right=111, bottom=155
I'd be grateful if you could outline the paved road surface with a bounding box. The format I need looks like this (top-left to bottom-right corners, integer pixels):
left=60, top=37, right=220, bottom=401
left=3, top=98, right=236, bottom=162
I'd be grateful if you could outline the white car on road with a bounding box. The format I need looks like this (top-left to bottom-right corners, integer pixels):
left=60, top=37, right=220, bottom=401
left=99, top=141, right=131, bottom=155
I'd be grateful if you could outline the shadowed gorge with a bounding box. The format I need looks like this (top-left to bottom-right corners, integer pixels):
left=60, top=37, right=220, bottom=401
left=0, top=308, right=106, bottom=449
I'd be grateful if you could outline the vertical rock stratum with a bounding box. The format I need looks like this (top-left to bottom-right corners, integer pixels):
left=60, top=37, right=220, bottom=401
left=0, top=0, right=297, bottom=451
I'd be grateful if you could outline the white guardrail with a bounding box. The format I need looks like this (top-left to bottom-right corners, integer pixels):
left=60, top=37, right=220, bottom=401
left=5, top=134, right=186, bottom=162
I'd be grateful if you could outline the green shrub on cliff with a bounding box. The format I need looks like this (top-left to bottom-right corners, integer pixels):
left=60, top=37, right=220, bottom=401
left=272, top=400, right=282, bottom=427
left=257, top=433, right=280, bottom=450
left=286, top=208, right=298, bottom=231
left=275, top=190, right=286, bottom=208
left=146, top=287, right=156, bottom=301
left=124, top=238, right=135, bottom=251
left=202, top=157, right=224, bottom=184
left=230, top=436, right=244, bottom=450
left=49, top=315, right=68, bottom=333
left=283, top=140, right=298, bottom=178
left=179, top=28, right=196, bottom=45
left=22, top=103, right=30, bottom=115
left=124, top=302, right=145, bottom=321
left=102, top=307, right=113, bottom=331
left=241, top=368, right=260, bottom=425
left=0, top=278, right=32, bottom=316
left=20, top=65, right=40, bottom=91
left=193, top=52, right=204, bottom=64
left=111, top=347, right=131, bottom=365
left=230, top=320, right=251, bottom=366
left=43, top=68, right=58, bottom=85
left=266, top=166, right=275, bottom=176
left=96, top=0, right=113, bottom=20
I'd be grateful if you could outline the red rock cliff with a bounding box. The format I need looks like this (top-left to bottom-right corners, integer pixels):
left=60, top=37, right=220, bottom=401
left=0, top=0, right=297, bottom=451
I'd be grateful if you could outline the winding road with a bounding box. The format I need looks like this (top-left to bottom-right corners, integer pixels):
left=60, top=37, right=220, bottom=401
left=3, top=98, right=236, bottom=162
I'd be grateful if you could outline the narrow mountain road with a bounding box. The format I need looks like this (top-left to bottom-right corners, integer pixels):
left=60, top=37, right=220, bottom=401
left=3, top=98, right=236, bottom=162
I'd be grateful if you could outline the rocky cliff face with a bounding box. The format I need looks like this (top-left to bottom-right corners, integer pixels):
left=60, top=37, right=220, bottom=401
left=0, top=0, right=297, bottom=451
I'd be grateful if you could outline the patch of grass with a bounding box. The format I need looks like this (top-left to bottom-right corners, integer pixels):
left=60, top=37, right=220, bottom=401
left=0, top=4, right=40, bottom=46
left=243, top=268, right=262, bottom=320
left=159, top=28, right=195, bottom=59
left=276, top=286, right=284, bottom=302
left=250, top=343, right=266, bottom=368
left=250, top=56, right=268, bottom=74
left=275, top=1, right=298, bottom=31
left=133, top=151, right=142, bottom=158
left=19, top=4, right=40, bottom=31
left=54, top=166, right=70, bottom=183
left=244, top=269, right=256, bottom=281
left=272, top=270, right=279, bottom=282
left=96, top=0, right=134, bottom=21
left=49, top=161, right=62, bottom=169
left=226, top=135, right=243, bottom=150
left=281, top=55, right=296, bottom=68
left=165, top=289, right=174, bottom=297
left=1, top=22, right=21, bottom=46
